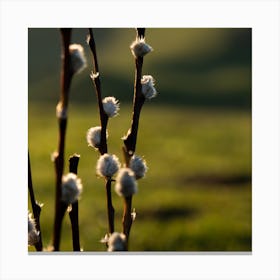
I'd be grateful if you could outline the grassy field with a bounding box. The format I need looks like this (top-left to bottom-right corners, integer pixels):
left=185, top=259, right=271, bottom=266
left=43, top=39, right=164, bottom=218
left=28, top=102, right=251, bottom=252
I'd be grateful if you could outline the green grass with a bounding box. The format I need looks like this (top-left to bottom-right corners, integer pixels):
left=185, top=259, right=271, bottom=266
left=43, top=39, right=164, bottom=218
left=28, top=102, right=251, bottom=251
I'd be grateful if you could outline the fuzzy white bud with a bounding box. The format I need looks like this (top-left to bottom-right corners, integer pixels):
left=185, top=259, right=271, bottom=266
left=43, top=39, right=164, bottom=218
left=130, top=37, right=153, bottom=58
left=107, top=232, right=126, bottom=251
left=28, top=212, right=39, bottom=246
left=129, top=155, right=148, bottom=179
left=96, top=153, right=121, bottom=178
left=141, top=75, right=157, bottom=99
left=69, top=44, right=87, bottom=74
left=61, top=173, right=83, bottom=204
left=115, top=168, right=137, bottom=197
left=86, top=126, right=108, bottom=149
left=102, top=96, right=120, bottom=118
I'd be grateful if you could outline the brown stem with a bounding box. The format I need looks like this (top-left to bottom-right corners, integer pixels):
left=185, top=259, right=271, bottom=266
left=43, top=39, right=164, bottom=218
left=52, top=28, right=72, bottom=251
left=69, top=202, right=80, bottom=251
left=121, top=28, right=147, bottom=248
left=88, top=28, right=108, bottom=155
left=69, top=154, right=81, bottom=251
left=123, top=57, right=145, bottom=163
left=28, top=152, right=43, bottom=251
left=123, top=28, right=146, bottom=165
left=60, top=28, right=73, bottom=108
left=53, top=201, right=68, bottom=251
left=137, top=28, right=145, bottom=38
left=106, top=178, right=115, bottom=234
left=69, top=154, right=80, bottom=174
left=122, top=195, right=133, bottom=249
left=52, top=119, right=67, bottom=251
left=87, top=28, right=114, bottom=236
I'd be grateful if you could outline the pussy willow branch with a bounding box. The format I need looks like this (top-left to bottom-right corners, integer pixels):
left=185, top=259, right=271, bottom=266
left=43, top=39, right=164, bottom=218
left=88, top=28, right=108, bottom=155
left=69, top=154, right=81, bottom=251
left=53, top=28, right=73, bottom=251
left=123, top=28, right=146, bottom=165
left=28, top=151, right=43, bottom=251
left=122, top=28, right=147, bottom=245
left=87, top=28, right=114, bottom=234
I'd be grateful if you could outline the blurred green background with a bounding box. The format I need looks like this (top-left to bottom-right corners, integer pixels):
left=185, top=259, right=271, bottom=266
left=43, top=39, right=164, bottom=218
left=28, top=28, right=251, bottom=252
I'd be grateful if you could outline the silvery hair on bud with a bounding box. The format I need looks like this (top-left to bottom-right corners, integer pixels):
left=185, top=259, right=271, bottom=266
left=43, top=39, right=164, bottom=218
left=107, top=232, right=127, bottom=251
left=115, top=168, right=138, bottom=197
left=28, top=212, right=39, bottom=246
left=130, top=37, right=153, bottom=58
left=96, top=153, right=121, bottom=178
left=129, top=155, right=148, bottom=179
left=102, top=96, right=120, bottom=118
left=69, top=44, right=87, bottom=74
left=141, top=75, right=157, bottom=100
left=86, top=126, right=108, bottom=149
left=61, top=173, right=83, bottom=205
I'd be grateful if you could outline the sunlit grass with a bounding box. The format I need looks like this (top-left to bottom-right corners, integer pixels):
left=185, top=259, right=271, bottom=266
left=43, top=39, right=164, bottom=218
left=28, top=102, right=251, bottom=251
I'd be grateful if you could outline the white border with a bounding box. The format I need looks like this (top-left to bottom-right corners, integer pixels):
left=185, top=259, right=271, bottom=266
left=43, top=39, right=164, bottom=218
left=1, top=0, right=280, bottom=279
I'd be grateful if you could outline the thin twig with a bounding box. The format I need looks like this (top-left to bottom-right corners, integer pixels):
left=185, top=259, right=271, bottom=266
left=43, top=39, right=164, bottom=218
left=88, top=28, right=108, bottom=155
left=122, top=28, right=146, bottom=244
left=87, top=28, right=114, bottom=234
left=122, top=196, right=132, bottom=244
left=123, top=57, right=145, bottom=164
left=52, top=28, right=72, bottom=251
left=137, top=28, right=145, bottom=38
left=123, top=29, right=146, bottom=165
left=28, top=151, right=43, bottom=251
left=68, top=154, right=81, bottom=251
left=105, top=178, right=115, bottom=233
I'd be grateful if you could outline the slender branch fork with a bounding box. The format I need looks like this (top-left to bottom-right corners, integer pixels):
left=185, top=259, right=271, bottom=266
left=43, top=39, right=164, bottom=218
left=123, top=28, right=146, bottom=163
left=28, top=152, right=43, bottom=251
left=122, top=28, right=146, bottom=245
left=87, top=28, right=115, bottom=234
left=52, top=28, right=73, bottom=251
